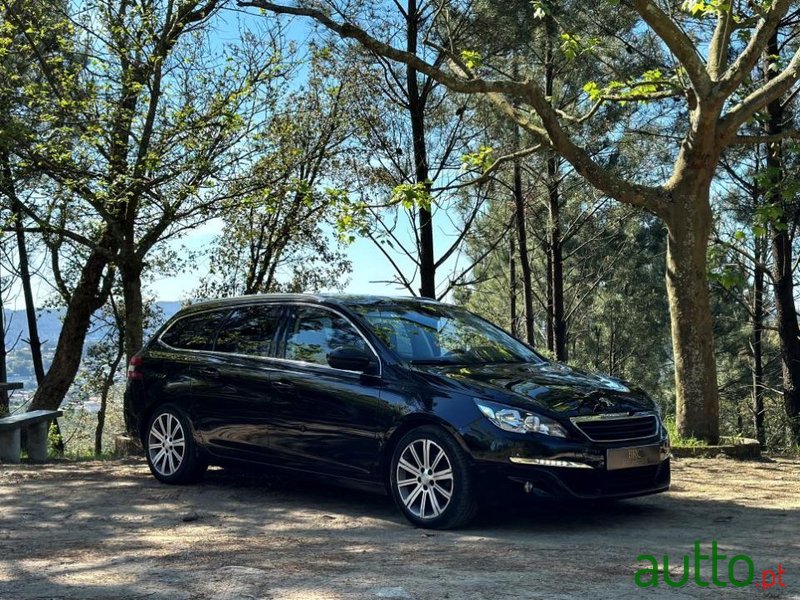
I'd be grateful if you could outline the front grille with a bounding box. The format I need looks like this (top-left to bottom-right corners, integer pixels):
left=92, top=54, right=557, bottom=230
left=571, top=414, right=658, bottom=442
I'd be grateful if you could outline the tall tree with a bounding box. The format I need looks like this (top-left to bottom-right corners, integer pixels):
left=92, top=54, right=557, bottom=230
left=763, top=26, right=800, bottom=444
left=0, top=0, right=69, bottom=386
left=8, top=1, right=283, bottom=411
left=197, top=46, right=355, bottom=297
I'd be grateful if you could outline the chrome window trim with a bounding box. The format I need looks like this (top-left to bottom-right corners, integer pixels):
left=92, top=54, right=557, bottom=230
left=281, top=302, right=383, bottom=377
left=569, top=413, right=659, bottom=443
left=157, top=306, right=233, bottom=352
left=157, top=301, right=382, bottom=377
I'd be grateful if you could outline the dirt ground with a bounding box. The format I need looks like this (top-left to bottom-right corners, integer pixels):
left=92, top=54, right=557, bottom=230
left=1, top=456, right=798, bottom=600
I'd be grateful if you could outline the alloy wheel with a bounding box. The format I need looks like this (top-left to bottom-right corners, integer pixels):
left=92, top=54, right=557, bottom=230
left=148, top=412, right=186, bottom=477
left=395, top=438, right=454, bottom=520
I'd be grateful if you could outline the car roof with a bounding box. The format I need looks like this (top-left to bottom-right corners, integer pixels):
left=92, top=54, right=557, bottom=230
left=178, top=293, right=446, bottom=315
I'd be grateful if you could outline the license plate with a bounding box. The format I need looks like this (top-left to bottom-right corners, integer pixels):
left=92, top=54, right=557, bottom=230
left=606, top=444, right=661, bottom=470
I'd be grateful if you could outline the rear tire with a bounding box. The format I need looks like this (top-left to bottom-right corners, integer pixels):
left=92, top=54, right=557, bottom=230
left=145, top=404, right=207, bottom=484
left=389, top=425, right=478, bottom=529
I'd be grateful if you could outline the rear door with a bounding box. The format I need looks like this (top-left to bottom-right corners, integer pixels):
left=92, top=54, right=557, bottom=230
left=151, top=309, right=231, bottom=440
left=267, top=304, right=385, bottom=480
left=192, top=303, right=284, bottom=461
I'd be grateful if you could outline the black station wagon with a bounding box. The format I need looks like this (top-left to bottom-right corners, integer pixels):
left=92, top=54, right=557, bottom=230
left=124, top=294, right=670, bottom=528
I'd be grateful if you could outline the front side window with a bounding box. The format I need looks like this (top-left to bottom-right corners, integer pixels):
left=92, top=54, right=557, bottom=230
left=214, top=305, right=281, bottom=356
left=284, top=307, right=368, bottom=366
left=354, top=302, right=543, bottom=366
left=160, top=310, right=229, bottom=351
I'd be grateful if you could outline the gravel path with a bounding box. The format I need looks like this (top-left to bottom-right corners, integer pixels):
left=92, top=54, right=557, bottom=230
left=1, top=456, right=798, bottom=599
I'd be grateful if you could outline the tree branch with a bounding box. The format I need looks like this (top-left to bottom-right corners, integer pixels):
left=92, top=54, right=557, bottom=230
left=718, top=0, right=791, bottom=95
left=630, top=0, right=712, bottom=96
left=708, top=3, right=735, bottom=79
left=431, top=145, right=542, bottom=192
left=721, top=47, right=800, bottom=136
left=731, top=129, right=800, bottom=144
left=243, top=0, right=665, bottom=215
left=238, top=1, right=525, bottom=96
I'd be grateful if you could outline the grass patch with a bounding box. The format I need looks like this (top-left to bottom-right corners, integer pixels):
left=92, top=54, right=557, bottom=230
left=664, top=418, right=707, bottom=447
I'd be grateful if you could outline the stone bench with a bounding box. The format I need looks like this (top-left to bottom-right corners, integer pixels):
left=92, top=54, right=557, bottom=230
left=0, top=410, right=63, bottom=463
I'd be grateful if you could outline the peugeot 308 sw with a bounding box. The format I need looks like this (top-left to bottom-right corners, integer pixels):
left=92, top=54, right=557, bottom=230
left=125, top=294, right=670, bottom=528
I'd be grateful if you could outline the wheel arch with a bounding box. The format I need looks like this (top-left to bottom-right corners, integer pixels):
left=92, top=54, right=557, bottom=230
left=380, top=412, right=471, bottom=491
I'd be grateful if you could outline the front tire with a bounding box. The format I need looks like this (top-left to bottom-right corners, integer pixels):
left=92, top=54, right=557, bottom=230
left=145, top=405, right=207, bottom=484
left=389, top=425, right=478, bottom=529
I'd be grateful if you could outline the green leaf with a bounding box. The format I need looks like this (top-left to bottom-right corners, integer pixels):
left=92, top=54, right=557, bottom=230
left=460, top=50, right=482, bottom=70
left=461, top=145, right=494, bottom=172
left=560, top=33, right=581, bottom=61
left=583, top=81, right=601, bottom=101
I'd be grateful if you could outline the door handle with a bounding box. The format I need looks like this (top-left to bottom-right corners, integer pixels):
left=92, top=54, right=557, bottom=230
left=200, top=367, right=220, bottom=379
left=271, top=380, right=295, bottom=391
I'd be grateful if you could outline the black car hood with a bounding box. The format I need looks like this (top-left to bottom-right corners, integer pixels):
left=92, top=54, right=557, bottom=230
left=417, top=361, right=657, bottom=416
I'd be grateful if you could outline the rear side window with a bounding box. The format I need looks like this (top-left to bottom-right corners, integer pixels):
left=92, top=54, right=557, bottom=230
left=160, top=310, right=228, bottom=351
left=214, top=305, right=281, bottom=356
left=284, top=306, right=367, bottom=366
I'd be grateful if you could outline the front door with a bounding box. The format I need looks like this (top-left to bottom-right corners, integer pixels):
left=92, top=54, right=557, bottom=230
left=268, top=305, right=384, bottom=480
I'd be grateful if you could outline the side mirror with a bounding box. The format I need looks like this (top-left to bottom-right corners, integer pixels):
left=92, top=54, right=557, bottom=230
left=327, top=346, right=375, bottom=373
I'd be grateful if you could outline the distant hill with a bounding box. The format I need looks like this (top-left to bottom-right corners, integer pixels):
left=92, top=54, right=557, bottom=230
left=3, top=301, right=182, bottom=389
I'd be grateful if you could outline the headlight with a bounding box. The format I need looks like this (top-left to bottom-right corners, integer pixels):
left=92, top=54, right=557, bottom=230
left=474, top=399, right=568, bottom=438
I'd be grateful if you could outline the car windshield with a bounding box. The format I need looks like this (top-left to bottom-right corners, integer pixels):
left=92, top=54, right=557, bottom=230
left=353, top=302, right=543, bottom=365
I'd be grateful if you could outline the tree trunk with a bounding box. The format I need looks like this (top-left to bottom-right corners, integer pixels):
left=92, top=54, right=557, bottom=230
left=0, top=283, right=8, bottom=417
left=406, top=0, right=435, bottom=299
left=509, top=232, right=518, bottom=337
left=30, top=239, right=114, bottom=411
left=752, top=236, right=766, bottom=446
left=0, top=152, right=45, bottom=384
left=95, top=339, right=124, bottom=455
left=547, top=158, right=567, bottom=361
left=543, top=14, right=567, bottom=361
left=663, top=192, right=720, bottom=443
left=120, top=258, right=144, bottom=363
left=545, top=244, right=553, bottom=351
left=771, top=227, right=800, bottom=443
left=513, top=142, right=535, bottom=345
left=764, top=31, right=800, bottom=444
left=13, top=205, right=45, bottom=384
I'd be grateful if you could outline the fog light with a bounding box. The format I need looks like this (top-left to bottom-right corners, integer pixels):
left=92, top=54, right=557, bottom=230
left=509, top=457, right=594, bottom=469
left=660, top=441, right=671, bottom=461
left=524, top=481, right=534, bottom=494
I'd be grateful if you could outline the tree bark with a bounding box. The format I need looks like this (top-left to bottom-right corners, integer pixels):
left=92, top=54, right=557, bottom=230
left=764, top=31, right=800, bottom=444
left=513, top=140, right=535, bottom=345
left=543, top=13, right=567, bottom=361
left=13, top=204, right=45, bottom=384
left=752, top=235, right=766, bottom=446
left=771, top=222, right=800, bottom=443
left=663, top=190, right=720, bottom=442
left=0, top=283, right=8, bottom=417
left=120, top=257, right=144, bottom=363
left=547, top=158, right=566, bottom=361
left=30, top=237, right=114, bottom=411
left=95, top=333, right=124, bottom=455
left=509, top=231, right=518, bottom=338
left=406, top=0, right=435, bottom=299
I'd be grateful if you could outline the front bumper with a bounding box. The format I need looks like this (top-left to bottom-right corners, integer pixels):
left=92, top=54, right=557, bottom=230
left=460, top=418, right=671, bottom=501
left=476, top=458, right=670, bottom=501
